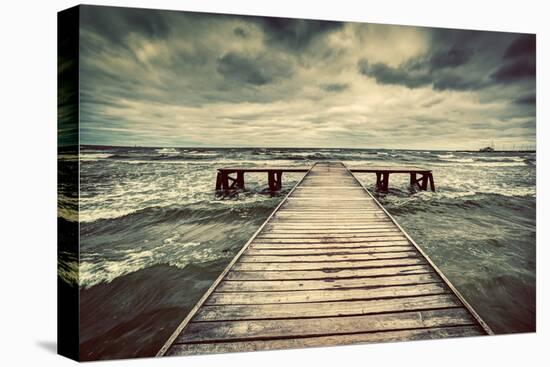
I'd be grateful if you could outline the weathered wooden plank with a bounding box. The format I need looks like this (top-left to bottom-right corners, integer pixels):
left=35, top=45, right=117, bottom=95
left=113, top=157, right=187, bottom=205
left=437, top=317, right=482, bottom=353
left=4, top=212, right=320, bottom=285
left=217, top=273, right=440, bottom=292
left=250, top=240, right=412, bottom=250
left=261, top=228, right=399, bottom=234
left=257, top=231, right=403, bottom=239
left=273, top=217, right=390, bottom=222
left=226, top=264, right=434, bottom=281
left=282, top=205, right=375, bottom=208
left=283, top=202, right=376, bottom=204
left=176, top=308, right=474, bottom=343
left=277, top=213, right=385, bottom=219
left=271, top=220, right=394, bottom=224
left=239, top=251, right=419, bottom=263
left=283, top=200, right=377, bottom=203
left=272, top=217, right=391, bottom=221
left=275, top=212, right=386, bottom=217
left=252, top=235, right=408, bottom=244
left=246, top=245, right=415, bottom=255
left=233, top=257, right=425, bottom=272
left=285, top=210, right=380, bottom=214
left=289, top=196, right=371, bottom=199
left=265, top=224, right=396, bottom=229
left=206, top=282, right=447, bottom=305
left=268, top=224, right=396, bottom=228
left=281, top=207, right=379, bottom=210
left=168, top=325, right=483, bottom=355
left=195, top=293, right=459, bottom=321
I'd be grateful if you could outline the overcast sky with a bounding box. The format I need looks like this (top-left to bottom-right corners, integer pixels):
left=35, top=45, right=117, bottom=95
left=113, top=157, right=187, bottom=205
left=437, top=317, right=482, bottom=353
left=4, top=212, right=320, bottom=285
left=77, top=5, right=536, bottom=150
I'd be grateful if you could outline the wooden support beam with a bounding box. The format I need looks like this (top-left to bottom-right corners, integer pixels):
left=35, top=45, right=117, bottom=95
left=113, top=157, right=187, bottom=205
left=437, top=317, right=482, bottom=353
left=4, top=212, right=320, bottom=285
left=382, top=173, right=389, bottom=191
left=268, top=172, right=276, bottom=191
left=428, top=173, right=435, bottom=192
left=221, top=172, right=229, bottom=190
left=410, top=173, right=417, bottom=188
left=215, top=172, right=222, bottom=191
left=268, top=171, right=283, bottom=191
left=424, top=174, right=430, bottom=190
left=236, top=171, right=245, bottom=189
left=228, top=174, right=237, bottom=189
left=376, top=172, right=389, bottom=191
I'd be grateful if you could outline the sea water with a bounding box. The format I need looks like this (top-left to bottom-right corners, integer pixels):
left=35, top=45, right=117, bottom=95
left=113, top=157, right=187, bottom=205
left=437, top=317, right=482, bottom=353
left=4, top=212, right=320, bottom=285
left=57, top=147, right=536, bottom=360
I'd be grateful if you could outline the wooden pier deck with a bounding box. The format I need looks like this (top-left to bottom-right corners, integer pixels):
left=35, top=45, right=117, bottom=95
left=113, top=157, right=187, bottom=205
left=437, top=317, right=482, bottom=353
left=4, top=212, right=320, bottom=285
left=160, top=162, right=490, bottom=357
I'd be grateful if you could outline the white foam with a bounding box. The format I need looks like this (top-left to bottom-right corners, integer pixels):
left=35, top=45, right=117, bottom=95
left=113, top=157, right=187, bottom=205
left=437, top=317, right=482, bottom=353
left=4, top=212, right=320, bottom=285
left=155, top=148, right=179, bottom=155
left=58, top=258, right=79, bottom=286
left=79, top=153, right=114, bottom=161
left=79, top=240, right=223, bottom=288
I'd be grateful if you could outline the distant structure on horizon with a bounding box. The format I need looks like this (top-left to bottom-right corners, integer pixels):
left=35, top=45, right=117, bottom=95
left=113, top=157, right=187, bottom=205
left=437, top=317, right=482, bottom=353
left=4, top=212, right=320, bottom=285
left=479, top=140, right=496, bottom=152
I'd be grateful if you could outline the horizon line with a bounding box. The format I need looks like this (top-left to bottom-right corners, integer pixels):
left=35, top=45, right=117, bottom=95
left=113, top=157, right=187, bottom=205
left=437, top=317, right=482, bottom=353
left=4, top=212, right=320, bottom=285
left=73, top=144, right=536, bottom=152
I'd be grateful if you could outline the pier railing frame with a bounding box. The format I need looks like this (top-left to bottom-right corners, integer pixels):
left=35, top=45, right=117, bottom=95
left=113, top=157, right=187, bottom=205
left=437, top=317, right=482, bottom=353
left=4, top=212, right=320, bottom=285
left=216, top=165, right=435, bottom=192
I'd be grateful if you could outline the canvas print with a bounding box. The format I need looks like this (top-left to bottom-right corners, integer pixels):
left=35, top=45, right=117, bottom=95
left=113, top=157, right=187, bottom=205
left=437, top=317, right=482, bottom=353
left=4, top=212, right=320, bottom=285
left=58, top=5, right=536, bottom=361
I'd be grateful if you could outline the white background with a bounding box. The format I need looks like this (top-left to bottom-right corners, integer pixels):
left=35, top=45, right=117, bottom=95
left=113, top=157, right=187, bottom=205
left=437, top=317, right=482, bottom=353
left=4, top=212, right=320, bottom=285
left=0, top=0, right=547, bottom=365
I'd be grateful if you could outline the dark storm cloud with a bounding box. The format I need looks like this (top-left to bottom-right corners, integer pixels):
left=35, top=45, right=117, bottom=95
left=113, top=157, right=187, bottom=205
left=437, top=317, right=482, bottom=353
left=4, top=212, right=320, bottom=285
left=358, top=29, right=533, bottom=92
left=319, top=83, right=349, bottom=92
left=358, top=59, right=432, bottom=89
left=258, top=18, right=343, bottom=51
left=491, top=34, right=536, bottom=83
left=504, top=34, right=536, bottom=59
left=216, top=52, right=293, bottom=85
left=357, top=52, right=482, bottom=91
left=80, top=5, right=171, bottom=46
left=357, top=50, right=483, bottom=91
left=432, top=74, right=484, bottom=91
left=233, top=27, right=248, bottom=38
left=491, top=60, right=536, bottom=82
left=514, top=94, right=536, bottom=105
left=429, top=46, right=473, bottom=69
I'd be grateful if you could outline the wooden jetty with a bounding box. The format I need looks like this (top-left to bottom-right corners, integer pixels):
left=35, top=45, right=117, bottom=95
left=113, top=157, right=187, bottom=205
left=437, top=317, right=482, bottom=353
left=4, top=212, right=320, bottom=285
left=351, top=166, right=435, bottom=192
left=216, top=165, right=435, bottom=192
left=216, top=166, right=309, bottom=191
left=160, top=162, right=490, bottom=357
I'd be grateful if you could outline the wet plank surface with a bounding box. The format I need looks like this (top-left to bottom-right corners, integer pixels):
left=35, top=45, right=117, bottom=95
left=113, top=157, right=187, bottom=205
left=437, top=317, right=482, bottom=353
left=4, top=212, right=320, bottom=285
left=162, top=162, right=489, bottom=356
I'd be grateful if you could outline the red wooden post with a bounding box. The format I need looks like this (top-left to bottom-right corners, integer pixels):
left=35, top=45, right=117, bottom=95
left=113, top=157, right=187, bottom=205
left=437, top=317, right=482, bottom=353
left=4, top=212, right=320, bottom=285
left=224, top=172, right=231, bottom=190
left=275, top=171, right=282, bottom=190
left=215, top=172, right=222, bottom=190
left=268, top=171, right=276, bottom=191
left=267, top=171, right=283, bottom=191
left=410, top=173, right=417, bottom=188
left=382, top=172, right=390, bottom=191
left=376, top=172, right=382, bottom=190
left=236, top=171, right=245, bottom=189
left=428, top=173, right=435, bottom=192
left=421, top=173, right=428, bottom=190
